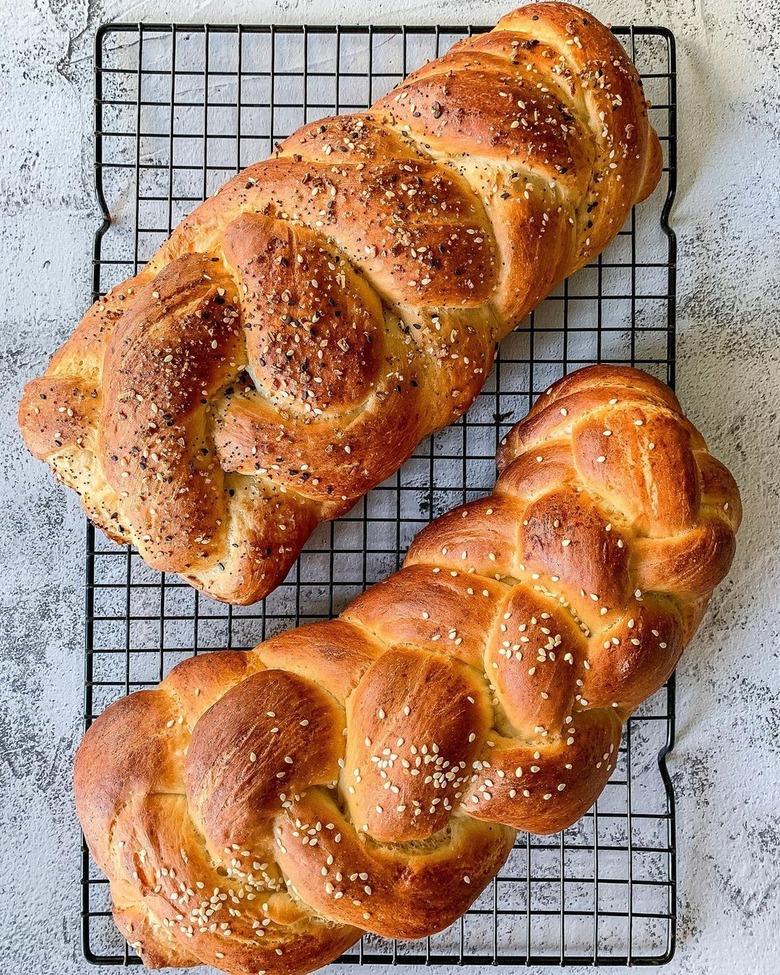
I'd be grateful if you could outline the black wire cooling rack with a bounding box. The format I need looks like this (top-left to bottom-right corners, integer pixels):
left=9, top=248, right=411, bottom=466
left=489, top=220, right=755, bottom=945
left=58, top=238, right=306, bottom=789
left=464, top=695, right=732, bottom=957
left=82, top=19, right=677, bottom=968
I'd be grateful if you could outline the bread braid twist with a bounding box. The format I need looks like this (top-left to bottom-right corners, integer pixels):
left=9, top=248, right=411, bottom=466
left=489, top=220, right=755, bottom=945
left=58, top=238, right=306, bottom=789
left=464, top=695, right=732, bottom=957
left=75, top=365, right=740, bottom=975
left=20, top=3, right=662, bottom=604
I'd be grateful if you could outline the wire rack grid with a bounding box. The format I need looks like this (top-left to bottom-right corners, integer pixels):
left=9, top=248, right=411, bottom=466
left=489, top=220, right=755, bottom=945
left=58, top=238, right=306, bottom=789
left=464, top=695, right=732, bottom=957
left=83, top=19, right=678, bottom=969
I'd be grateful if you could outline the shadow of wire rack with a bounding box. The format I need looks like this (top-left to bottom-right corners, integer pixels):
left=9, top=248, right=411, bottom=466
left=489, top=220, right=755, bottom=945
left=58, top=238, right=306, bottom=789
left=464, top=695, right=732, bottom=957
left=83, top=18, right=677, bottom=969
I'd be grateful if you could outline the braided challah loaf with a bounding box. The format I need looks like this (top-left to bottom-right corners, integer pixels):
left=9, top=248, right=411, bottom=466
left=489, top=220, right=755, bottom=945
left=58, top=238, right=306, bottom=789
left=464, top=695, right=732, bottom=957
left=19, top=3, right=662, bottom=604
left=75, top=366, right=740, bottom=975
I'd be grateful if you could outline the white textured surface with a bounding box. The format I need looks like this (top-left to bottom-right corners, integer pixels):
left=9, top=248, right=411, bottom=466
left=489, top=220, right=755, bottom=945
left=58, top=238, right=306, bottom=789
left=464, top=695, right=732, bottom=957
left=1, top=0, right=778, bottom=973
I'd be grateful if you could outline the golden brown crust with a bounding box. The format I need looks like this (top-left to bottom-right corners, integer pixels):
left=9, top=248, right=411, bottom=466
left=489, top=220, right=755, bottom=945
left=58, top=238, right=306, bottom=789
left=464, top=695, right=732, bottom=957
left=75, top=364, right=740, bottom=974
left=20, top=3, right=662, bottom=604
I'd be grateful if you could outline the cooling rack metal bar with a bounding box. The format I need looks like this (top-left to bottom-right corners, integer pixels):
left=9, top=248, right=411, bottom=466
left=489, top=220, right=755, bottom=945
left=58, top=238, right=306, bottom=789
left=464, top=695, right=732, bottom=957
left=83, top=20, right=677, bottom=968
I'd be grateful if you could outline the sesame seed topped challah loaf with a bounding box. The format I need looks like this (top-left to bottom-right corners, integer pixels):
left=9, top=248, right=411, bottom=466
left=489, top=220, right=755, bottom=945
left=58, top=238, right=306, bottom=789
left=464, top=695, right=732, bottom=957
left=75, top=365, right=740, bottom=975
left=20, top=3, right=661, bottom=604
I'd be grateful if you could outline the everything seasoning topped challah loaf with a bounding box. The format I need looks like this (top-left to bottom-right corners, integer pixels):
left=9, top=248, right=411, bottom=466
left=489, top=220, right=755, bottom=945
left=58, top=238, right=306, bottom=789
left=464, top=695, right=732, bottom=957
left=20, top=3, right=661, bottom=604
left=75, top=366, right=741, bottom=975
